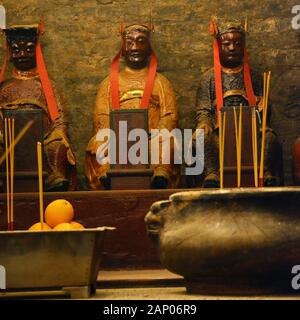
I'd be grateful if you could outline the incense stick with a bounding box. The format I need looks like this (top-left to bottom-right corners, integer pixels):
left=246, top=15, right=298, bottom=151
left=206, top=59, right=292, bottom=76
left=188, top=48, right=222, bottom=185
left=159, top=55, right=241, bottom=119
left=252, top=108, right=258, bottom=187
left=9, top=118, right=14, bottom=230
left=252, top=108, right=255, bottom=168
left=221, top=111, right=226, bottom=189
left=37, top=142, right=44, bottom=230
left=4, top=118, right=10, bottom=230
left=219, top=111, right=223, bottom=189
left=233, top=107, right=239, bottom=187
left=254, top=110, right=258, bottom=187
left=11, top=119, right=15, bottom=229
left=263, top=72, right=267, bottom=111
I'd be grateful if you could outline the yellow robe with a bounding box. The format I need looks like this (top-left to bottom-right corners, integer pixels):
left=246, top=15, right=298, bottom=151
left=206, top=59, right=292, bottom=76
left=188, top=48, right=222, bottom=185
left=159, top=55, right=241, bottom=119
left=85, top=66, right=179, bottom=190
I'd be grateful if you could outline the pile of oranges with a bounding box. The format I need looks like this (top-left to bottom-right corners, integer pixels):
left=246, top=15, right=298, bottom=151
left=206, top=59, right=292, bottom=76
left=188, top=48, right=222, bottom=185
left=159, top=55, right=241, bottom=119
left=29, top=199, right=85, bottom=231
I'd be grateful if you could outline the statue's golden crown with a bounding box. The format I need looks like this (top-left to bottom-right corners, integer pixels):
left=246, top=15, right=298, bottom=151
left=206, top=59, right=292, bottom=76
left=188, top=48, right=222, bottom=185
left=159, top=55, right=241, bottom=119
left=210, top=16, right=248, bottom=38
left=118, top=17, right=155, bottom=37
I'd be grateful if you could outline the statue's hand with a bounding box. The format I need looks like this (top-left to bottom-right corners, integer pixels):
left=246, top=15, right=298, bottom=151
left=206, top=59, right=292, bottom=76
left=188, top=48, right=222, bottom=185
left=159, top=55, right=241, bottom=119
left=198, top=123, right=213, bottom=135
left=66, top=148, right=76, bottom=166
left=58, top=131, right=76, bottom=166
left=0, top=130, right=3, bottom=145
left=45, top=129, right=76, bottom=166
left=151, top=176, right=168, bottom=189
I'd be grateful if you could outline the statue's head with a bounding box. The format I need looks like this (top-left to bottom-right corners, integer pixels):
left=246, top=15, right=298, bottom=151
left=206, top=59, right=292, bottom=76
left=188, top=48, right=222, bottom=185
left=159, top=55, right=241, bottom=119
left=121, top=24, right=152, bottom=69
left=4, top=26, right=38, bottom=71
left=217, top=28, right=245, bottom=68
left=212, top=18, right=247, bottom=69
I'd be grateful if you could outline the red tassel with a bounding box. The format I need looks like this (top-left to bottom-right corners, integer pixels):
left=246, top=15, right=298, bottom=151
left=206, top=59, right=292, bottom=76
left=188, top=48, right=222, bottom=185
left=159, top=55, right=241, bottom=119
left=0, top=44, right=8, bottom=82
left=36, top=40, right=59, bottom=121
left=210, top=16, right=217, bottom=37
left=140, top=53, right=157, bottom=109
left=213, top=39, right=223, bottom=114
left=243, top=48, right=256, bottom=107
left=110, top=50, right=122, bottom=110
left=110, top=51, right=158, bottom=110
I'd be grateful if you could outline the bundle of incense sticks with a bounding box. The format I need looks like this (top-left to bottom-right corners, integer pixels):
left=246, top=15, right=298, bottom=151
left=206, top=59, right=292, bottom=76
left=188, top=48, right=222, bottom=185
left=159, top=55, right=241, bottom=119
left=37, top=142, right=44, bottom=230
left=259, top=71, right=271, bottom=187
left=219, top=111, right=226, bottom=189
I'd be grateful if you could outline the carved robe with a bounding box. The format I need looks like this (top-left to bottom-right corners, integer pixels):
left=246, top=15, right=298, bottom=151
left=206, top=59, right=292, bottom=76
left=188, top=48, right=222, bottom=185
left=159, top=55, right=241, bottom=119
left=0, top=69, right=76, bottom=191
left=195, top=66, right=281, bottom=181
left=86, top=66, right=179, bottom=190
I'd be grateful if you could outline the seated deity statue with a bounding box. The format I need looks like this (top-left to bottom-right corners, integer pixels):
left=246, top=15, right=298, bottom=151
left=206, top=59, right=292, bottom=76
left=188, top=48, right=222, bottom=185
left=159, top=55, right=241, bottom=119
left=85, top=23, right=179, bottom=190
left=0, top=23, right=76, bottom=191
left=193, top=17, right=281, bottom=188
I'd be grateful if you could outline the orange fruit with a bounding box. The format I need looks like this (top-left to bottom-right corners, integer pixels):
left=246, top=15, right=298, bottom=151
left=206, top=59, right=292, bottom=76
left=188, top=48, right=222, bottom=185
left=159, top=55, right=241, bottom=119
left=45, top=199, right=74, bottom=228
left=29, top=222, right=52, bottom=231
left=53, top=223, right=76, bottom=231
left=70, top=221, right=85, bottom=230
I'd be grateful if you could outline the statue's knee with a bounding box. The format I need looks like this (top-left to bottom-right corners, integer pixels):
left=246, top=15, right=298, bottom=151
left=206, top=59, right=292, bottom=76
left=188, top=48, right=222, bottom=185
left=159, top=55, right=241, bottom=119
left=265, top=129, right=279, bottom=146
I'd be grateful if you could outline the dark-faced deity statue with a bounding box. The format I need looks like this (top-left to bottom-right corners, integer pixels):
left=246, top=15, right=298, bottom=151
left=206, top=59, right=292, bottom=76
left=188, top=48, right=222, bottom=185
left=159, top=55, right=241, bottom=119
left=194, top=17, right=281, bottom=188
left=0, top=24, right=76, bottom=191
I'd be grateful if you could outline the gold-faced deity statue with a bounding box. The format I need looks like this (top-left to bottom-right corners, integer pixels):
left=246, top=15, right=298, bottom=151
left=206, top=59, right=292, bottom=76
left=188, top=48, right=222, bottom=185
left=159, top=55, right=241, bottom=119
left=85, top=22, right=179, bottom=190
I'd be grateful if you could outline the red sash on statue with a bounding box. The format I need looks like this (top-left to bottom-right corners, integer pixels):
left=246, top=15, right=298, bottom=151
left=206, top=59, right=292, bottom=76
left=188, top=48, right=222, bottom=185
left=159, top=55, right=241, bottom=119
left=36, top=39, right=59, bottom=121
left=110, top=51, right=158, bottom=110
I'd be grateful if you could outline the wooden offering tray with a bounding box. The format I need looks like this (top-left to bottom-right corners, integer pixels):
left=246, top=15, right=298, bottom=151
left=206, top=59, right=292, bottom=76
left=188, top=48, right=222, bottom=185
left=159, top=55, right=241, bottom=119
left=0, top=227, right=114, bottom=298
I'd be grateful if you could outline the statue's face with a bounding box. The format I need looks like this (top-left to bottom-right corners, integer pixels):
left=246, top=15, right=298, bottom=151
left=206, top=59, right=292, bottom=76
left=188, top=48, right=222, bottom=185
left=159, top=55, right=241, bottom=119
left=9, top=40, right=37, bottom=71
left=218, top=31, right=245, bottom=68
left=123, top=30, right=152, bottom=69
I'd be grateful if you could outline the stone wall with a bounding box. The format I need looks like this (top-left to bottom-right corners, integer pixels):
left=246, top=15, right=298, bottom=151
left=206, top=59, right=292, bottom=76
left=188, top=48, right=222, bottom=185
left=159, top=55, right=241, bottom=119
left=1, top=0, right=300, bottom=187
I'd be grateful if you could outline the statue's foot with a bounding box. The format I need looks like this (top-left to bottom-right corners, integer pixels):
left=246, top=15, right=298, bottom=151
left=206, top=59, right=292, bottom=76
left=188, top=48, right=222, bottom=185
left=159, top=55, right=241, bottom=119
left=46, top=177, right=70, bottom=192
left=263, top=171, right=277, bottom=187
left=151, top=176, right=168, bottom=189
left=99, top=175, right=111, bottom=190
left=203, top=173, right=220, bottom=188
